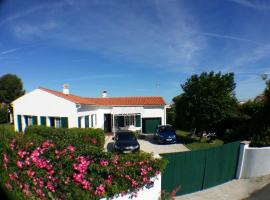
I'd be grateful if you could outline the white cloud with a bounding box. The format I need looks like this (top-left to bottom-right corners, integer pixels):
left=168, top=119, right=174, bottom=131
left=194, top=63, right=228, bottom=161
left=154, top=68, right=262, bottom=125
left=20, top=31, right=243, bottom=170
left=200, top=32, right=261, bottom=45
left=6, top=0, right=206, bottom=73
left=229, top=0, right=270, bottom=10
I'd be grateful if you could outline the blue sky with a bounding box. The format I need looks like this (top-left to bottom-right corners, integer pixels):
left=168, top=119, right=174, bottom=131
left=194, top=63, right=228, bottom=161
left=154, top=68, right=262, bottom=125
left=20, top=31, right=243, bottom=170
left=1, top=0, right=270, bottom=103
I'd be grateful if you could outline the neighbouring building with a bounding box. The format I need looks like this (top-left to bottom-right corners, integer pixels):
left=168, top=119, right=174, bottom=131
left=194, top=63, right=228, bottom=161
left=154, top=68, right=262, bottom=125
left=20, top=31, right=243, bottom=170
left=12, top=86, right=167, bottom=134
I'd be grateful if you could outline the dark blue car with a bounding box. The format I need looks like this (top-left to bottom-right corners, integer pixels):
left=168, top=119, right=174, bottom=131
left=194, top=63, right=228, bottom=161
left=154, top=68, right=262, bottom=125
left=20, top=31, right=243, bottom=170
left=154, top=125, right=177, bottom=144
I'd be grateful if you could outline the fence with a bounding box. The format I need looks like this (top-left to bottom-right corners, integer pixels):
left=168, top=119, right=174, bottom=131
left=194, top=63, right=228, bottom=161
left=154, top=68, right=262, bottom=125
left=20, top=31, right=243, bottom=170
left=161, top=141, right=240, bottom=196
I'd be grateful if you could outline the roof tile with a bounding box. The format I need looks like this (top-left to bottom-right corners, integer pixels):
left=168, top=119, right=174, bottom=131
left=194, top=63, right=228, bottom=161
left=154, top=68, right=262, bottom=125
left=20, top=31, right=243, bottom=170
left=38, top=87, right=166, bottom=106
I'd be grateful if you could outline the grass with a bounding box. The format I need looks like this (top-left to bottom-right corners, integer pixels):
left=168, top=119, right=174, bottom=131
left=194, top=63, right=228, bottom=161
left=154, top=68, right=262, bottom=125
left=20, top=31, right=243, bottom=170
left=176, top=130, right=224, bottom=151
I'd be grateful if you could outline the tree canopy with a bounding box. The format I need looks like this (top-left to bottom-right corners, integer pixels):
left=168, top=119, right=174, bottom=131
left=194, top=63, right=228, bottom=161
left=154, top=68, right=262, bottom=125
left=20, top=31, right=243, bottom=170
left=0, top=74, right=25, bottom=104
left=173, top=71, right=238, bottom=133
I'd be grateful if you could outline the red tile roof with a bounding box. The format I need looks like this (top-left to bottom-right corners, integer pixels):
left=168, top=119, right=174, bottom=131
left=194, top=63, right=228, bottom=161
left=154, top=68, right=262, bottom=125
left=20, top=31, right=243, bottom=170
left=38, top=87, right=166, bottom=106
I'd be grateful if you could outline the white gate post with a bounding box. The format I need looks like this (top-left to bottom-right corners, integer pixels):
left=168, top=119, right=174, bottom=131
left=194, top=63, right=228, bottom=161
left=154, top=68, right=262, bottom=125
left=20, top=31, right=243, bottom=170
left=236, top=141, right=250, bottom=179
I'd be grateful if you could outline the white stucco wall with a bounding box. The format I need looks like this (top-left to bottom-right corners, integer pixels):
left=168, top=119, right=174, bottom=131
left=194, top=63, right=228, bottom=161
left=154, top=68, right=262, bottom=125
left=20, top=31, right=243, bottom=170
left=240, top=146, right=270, bottom=178
left=13, top=89, right=78, bottom=131
left=142, top=106, right=165, bottom=124
left=100, top=174, right=161, bottom=200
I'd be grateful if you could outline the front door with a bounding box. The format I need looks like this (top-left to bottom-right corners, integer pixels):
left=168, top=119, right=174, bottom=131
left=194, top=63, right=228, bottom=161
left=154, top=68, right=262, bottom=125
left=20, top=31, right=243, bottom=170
left=104, top=114, right=112, bottom=133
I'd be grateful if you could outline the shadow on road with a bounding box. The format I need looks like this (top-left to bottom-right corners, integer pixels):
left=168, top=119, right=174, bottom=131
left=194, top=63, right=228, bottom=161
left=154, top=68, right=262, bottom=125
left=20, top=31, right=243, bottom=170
left=246, top=183, right=270, bottom=200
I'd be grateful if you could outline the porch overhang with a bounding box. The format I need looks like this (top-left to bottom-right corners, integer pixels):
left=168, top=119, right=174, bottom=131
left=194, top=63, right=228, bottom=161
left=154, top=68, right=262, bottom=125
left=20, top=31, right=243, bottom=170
left=111, top=107, right=143, bottom=115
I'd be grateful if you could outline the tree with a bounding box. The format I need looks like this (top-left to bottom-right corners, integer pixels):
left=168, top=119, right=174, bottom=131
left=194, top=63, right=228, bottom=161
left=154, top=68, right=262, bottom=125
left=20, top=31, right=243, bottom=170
left=174, top=71, right=238, bottom=136
left=0, top=74, right=25, bottom=123
left=0, top=74, right=25, bottom=104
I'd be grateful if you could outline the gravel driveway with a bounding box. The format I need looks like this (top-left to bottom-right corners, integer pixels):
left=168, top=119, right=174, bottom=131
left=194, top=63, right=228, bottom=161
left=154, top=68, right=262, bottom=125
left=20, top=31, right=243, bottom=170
left=138, top=136, right=190, bottom=154
left=104, top=135, right=190, bottom=154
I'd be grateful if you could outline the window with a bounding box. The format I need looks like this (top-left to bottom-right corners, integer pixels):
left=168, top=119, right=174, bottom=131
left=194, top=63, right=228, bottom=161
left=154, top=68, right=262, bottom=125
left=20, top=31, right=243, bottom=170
left=55, top=118, right=61, bottom=128
left=78, top=117, right=82, bottom=128
left=90, top=114, right=97, bottom=127
left=24, top=115, right=37, bottom=127
left=49, top=117, right=55, bottom=127
left=124, top=115, right=135, bottom=126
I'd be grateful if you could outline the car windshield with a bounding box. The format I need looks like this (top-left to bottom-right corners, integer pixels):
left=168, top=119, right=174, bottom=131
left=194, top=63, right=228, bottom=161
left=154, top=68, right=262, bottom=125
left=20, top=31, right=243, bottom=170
left=159, top=126, right=174, bottom=132
left=117, top=133, right=136, bottom=141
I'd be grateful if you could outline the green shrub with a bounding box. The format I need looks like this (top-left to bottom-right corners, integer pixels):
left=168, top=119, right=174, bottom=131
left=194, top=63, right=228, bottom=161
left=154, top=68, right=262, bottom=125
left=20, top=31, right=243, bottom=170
left=250, top=129, right=270, bottom=147
left=0, top=106, right=9, bottom=124
left=24, top=126, right=105, bottom=149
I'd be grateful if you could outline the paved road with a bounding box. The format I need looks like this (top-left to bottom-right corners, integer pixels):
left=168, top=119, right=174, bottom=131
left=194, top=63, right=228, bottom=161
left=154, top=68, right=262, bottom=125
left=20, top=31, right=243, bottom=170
left=175, top=175, right=270, bottom=200
left=247, top=183, right=270, bottom=200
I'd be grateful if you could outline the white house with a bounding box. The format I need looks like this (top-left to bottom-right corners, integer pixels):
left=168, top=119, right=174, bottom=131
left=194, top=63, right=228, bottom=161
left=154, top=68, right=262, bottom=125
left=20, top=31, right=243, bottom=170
left=12, top=86, right=167, bottom=134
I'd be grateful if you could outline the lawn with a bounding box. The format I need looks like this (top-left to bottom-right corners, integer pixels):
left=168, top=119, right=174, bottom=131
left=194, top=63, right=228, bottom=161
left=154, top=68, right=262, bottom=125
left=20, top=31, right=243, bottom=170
left=176, top=130, right=224, bottom=151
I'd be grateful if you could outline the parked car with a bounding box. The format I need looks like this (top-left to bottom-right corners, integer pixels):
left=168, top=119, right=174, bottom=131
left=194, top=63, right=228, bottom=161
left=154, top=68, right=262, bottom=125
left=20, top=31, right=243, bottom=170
left=154, top=125, right=176, bottom=144
left=114, top=131, right=140, bottom=153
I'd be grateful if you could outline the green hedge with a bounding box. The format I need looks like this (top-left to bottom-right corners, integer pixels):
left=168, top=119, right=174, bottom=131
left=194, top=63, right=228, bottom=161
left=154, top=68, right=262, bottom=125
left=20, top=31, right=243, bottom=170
left=24, top=126, right=105, bottom=150
left=0, top=125, right=167, bottom=200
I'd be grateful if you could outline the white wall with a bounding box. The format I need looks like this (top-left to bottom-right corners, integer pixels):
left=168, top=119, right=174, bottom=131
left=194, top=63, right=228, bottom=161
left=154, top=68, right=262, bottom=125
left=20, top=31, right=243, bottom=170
left=240, top=146, right=270, bottom=178
left=142, top=106, right=165, bottom=124
left=236, top=142, right=270, bottom=179
left=13, top=89, right=78, bottom=131
left=100, top=174, right=161, bottom=200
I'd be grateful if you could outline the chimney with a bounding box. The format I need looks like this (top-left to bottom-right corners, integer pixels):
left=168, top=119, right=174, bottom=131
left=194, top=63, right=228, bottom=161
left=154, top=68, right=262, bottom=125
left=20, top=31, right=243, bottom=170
left=63, top=84, right=69, bottom=95
left=101, top=90, right=108, bottom=98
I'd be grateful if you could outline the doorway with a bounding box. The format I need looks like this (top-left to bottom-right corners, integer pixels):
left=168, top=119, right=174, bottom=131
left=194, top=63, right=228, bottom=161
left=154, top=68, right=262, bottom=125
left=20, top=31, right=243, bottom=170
left=104, top=114, right=112, bottom=133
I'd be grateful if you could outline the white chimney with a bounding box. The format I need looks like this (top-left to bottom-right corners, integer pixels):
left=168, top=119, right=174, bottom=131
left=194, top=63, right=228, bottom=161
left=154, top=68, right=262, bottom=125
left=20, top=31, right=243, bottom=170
left=63, top=84, right=69, bottom=95
left=101, top=90, right=108, bottom=98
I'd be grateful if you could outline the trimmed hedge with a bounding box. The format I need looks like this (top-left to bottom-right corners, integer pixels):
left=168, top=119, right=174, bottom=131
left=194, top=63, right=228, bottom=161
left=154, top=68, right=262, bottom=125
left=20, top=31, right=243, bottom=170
left=24, top=126, right=105, bottom=150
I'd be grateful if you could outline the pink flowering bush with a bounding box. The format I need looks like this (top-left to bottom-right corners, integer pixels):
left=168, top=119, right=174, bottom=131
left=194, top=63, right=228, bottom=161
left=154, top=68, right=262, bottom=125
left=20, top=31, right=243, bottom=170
left=0, top=136, right=167, bottom=200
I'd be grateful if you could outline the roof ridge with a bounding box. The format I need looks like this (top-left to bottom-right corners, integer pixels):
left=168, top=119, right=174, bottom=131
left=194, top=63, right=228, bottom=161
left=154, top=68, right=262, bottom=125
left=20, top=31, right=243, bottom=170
left=38, top=87, right=166, bottom=105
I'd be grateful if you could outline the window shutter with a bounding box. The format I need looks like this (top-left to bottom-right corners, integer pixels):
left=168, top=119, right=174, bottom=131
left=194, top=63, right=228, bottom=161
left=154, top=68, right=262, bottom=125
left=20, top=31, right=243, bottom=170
left=17, top=115, right=22, bottom=132
left=32, top=116, right=38, bottom=125
left=85, top=116, right=89, bottom=128
left=78, top=117, right=81, bottom=128
left=61, top=117, right=68, bottom=128
left=40, top=116, right=46, bottom=126
left=135, top=115, right=141, bottom=127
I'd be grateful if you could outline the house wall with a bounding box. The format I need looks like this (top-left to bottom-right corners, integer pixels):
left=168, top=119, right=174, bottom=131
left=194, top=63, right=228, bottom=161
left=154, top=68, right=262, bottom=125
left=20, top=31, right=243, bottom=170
left=76, top=105, right=166, bottom=131
left=142, top=106, right=166, bottom=124
left=13, top=89, right=78, bottom=131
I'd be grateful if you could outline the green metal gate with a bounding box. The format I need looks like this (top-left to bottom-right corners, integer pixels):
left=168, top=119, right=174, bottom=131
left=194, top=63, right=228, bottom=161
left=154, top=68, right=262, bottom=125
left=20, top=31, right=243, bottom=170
left=142, top=118, right=161, bottom=134
left=161, top=141, right=240, bottom=196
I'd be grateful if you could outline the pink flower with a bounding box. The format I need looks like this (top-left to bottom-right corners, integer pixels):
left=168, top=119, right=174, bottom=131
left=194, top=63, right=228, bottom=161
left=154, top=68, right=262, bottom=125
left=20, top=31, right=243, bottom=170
left=8, top=173, right=14, bottom=181
left=147, top=167, right=153, bottom=171
left=67, top=145, right=75, bottom=153
left=26, top=169, right=35, bottom=178
left=42, top=140, right=50, bottom=149
left=100, top=160, right=109, bottom=166
left=16, top=160, right=23, bottom=169
left=3, top=153, right=8, bottom=164
left=125, top=161, right=131, bottom=166
left=94, top=184, right=105, bottom=196
left=5, top=182, right=12, bottom=190
left=9, top=139, right=16, bottom=150
left=81, top=180, right=91, bottom=190
left=17, top=150, right=27, bottom=159
left=73, top=173, right=85, bottom=183
left=140, top=168, right=147, bottom=176
left=73, top=156, right=90, bottom=174
left=105, top=175, right=113, bottom=185
left=46, top=182, right=55, bottom=193
left=25, top=157, right=31, bottom=166
left=90, top=138, right=97, bottom=145
left=36, top=189, right=45, bottom=198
